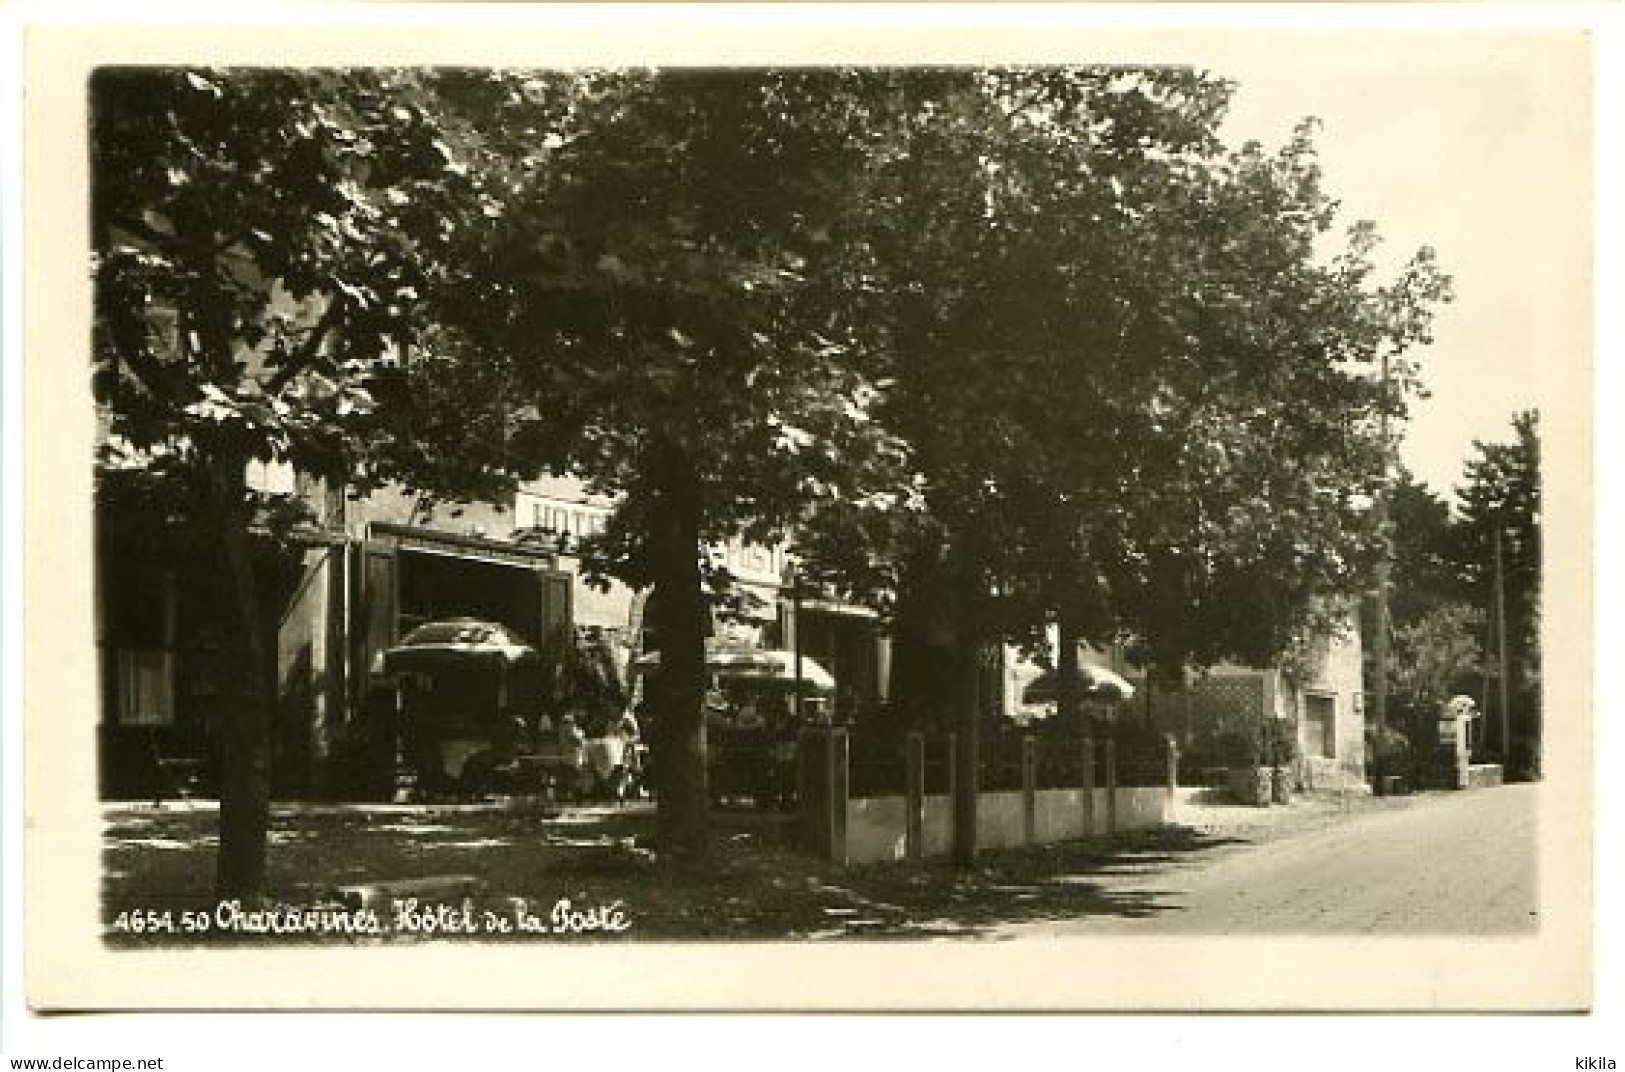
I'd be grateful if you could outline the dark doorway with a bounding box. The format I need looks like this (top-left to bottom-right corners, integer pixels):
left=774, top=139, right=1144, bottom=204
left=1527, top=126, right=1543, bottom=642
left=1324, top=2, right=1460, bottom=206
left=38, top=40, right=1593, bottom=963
left=398, top=551, right=550, bottom=647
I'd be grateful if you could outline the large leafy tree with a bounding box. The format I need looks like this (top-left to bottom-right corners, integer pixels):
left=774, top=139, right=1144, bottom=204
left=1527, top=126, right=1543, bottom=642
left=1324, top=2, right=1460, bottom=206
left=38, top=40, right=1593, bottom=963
left=773, top=70, right=1451, bottom=862
left=824, top=70, right=1449, bottom=718
left=1033, top=123, right=1447, bottom=690
left=817, top=70, right=1255, bottom=737
left=91, top=67, right=489, bottom=898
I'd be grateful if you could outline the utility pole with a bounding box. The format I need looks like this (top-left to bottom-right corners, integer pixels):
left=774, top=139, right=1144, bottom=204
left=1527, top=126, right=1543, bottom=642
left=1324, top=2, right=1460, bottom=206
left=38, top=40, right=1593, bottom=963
left=1478, top=607, right=1494, bottom=761
left=1493, top=525, right=1511, bottom=765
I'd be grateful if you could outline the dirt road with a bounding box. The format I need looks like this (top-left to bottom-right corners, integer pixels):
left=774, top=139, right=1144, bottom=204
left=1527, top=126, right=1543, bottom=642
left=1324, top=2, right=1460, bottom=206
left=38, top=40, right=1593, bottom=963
left=1013, top=783, right=1540, bottom=935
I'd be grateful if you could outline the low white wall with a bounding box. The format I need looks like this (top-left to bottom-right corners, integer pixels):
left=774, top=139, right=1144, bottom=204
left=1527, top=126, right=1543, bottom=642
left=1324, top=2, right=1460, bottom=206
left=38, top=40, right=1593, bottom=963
left=1115, top=786, right=1170, bottom=831
left=1033, top=788, right=1092, bottom=843
left=923, top=795, right=953, bottom=857
left=841, top=786, right=1169, bottom=864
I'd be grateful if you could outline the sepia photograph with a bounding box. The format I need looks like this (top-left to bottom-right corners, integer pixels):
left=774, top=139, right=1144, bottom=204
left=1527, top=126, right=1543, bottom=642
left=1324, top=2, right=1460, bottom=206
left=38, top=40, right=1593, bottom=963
left=15, top=8, right=1598, bottom=1021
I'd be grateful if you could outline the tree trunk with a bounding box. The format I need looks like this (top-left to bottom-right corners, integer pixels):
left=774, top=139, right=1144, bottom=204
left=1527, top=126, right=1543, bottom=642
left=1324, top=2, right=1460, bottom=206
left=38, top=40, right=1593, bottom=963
left=646, top=451, right=710, bottom=860
left=216, top=511, right=274, bottom=904
left=886, top=556, right=940, bottom=733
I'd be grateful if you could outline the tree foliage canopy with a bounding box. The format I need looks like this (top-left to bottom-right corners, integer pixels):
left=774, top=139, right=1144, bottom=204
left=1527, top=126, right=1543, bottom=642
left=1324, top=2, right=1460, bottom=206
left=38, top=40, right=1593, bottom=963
left=92, top=68, right=497, bottom=497
left=413, top=71, right=913, bottom=595
left=777, top=69, right=1452, bottom=681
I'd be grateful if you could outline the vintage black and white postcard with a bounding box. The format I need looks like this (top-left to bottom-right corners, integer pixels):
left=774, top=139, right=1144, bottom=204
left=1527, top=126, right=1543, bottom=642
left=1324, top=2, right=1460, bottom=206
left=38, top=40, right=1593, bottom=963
left=17, top=7, right=1597, bottom=1015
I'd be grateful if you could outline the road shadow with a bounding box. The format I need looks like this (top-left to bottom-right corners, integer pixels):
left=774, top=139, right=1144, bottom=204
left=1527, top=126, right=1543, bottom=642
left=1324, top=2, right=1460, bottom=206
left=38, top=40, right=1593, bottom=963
left=785, top=824, right=1258, bottom=940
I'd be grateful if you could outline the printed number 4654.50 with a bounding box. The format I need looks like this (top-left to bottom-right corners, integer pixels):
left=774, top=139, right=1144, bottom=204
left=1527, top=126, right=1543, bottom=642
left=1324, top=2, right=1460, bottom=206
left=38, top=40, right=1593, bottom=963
left=112, top=909, right=211, bottom=934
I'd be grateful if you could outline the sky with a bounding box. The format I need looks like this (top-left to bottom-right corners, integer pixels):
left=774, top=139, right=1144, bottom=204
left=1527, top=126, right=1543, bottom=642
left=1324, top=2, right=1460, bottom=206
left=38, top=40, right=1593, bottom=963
left=1196, top=32, right=1589, bottom=502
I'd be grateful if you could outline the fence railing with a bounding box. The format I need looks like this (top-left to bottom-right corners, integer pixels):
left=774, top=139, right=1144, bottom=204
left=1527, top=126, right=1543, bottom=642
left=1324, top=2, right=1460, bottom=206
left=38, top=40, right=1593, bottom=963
left=711, top=723, right=1178, bottom=815
left=843, top=730, right=1177, bottom=796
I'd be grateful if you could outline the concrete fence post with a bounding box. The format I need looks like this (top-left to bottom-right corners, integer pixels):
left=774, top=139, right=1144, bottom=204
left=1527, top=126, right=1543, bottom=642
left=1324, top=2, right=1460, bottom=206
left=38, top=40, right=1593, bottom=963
left=1166, top=734, right=1179, bottom=798
left=799, top=727, right=819, bottom=851
left=1021, top=735, right=1037, bottom=846
left=905, top=731, right=925, bottom=862
left=1105, top=738, right=1118, bottom=835
left=797, top=728, right=823, bottom=857
left=829, top=727, right=850, bottom=866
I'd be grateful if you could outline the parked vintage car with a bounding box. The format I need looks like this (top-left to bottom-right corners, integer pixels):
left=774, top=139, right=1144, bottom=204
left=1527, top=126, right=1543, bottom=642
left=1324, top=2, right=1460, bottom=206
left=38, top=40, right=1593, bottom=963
left=376, top=617, right=642, bottom=801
